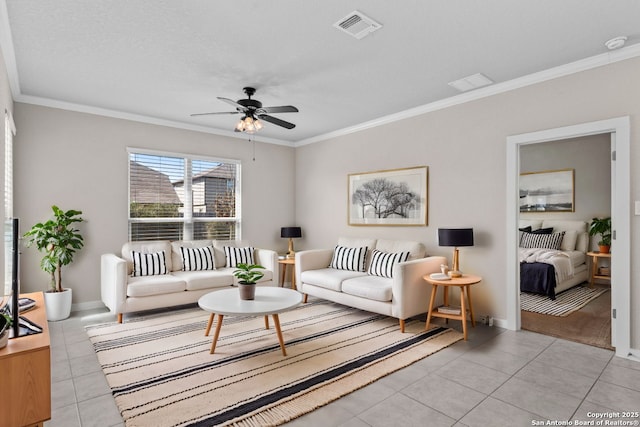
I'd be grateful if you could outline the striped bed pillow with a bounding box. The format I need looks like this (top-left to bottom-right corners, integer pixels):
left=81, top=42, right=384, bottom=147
left=180, top=246, right=215, bottom=271
left=519, top=231, right=565, bottom=250
left=367, top=249, right=410, bottom=278
left=329, top=245, right=368, bottom=272
left=131, top=250, right=168, bottom=277
left=224, top=246, right=255, bottom=268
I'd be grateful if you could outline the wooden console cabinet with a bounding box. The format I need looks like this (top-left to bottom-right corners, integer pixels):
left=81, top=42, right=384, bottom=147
left=0, top=292, right=51, bottom=427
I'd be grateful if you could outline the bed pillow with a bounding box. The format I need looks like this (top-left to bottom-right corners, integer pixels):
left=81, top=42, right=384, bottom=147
left=131, top=250, right=168, bottom=277
left=329, top=245, right=368, bottom=272
left=559, top=230, right=578, bottom=251
left=520, top=231, right=565, bottom=250
left=367, top=249, right=410, bottom=278
left=532, top=227, right=553, bottom=234
left=180, top=246, right=215, bottom=271
left=224, top=246, right=255, bottom=268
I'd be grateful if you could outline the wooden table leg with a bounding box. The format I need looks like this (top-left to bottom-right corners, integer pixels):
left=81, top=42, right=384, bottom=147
left=272, top=314, right=287, bottom=356
left=459, top=286, right=468, bottom=340
left=466, top=285, right=475, bottom=327
left=204, top=313, right=215, bottom=336
left=443, top=284, right=449, bottom=324
left=291, top=265, right=297, bottom=291
left=425, top=284, right=439, bottom=331
left=210, top=314, right=224, bottom=354
left=264, top=315, right=270, bottom=329
left=590, top=255, right=597, bottom=287
left=280, top=263, right=286, bottom=287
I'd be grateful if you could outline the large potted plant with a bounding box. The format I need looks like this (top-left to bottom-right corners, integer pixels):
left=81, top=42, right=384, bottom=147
left=589, top=216, right=612, bottom=254
left=232, top=263, right=265, bottom=300
left=24, top=206, right=84, bottom=321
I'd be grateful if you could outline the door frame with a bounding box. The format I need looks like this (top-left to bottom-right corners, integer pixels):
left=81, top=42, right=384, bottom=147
left=505, top=117, right=630, bottom=359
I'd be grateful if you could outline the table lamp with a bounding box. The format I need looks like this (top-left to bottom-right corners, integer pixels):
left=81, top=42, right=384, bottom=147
left=281, top=227, right=302, bottom=259
left=438, top=228, right=474, bottom=278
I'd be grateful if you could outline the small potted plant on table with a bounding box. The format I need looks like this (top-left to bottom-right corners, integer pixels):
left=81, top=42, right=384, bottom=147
left=233, top=263, right=265, bottom=300
left=589, top=217, right=612, bottom=254
left=24, top=206, right=84, bottom=321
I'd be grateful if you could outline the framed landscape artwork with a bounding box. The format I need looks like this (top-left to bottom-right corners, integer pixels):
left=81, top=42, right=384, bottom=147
left=348, top=166, right=428, bottom=226
left=519, top=168, right=574, bottom=212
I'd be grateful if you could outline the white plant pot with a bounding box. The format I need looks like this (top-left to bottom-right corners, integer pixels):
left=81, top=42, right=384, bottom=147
left=44, top=288, right=72, bottom=321
left=0, top=330, right=8, bottom=349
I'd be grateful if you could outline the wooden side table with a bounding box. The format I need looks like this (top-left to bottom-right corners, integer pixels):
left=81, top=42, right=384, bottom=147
left=278, top=258, right=296, bottom=290
left=586, top=251, right=611, bottom=286
left=423, top=274, right=482, bottom=340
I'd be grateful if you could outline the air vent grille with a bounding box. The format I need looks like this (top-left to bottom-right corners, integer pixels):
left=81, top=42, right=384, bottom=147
left=334, top=11, right=382, bottom=39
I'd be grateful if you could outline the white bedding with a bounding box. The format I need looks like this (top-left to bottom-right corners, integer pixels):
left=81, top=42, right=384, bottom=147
left=519, top=247, right=574, bottom=284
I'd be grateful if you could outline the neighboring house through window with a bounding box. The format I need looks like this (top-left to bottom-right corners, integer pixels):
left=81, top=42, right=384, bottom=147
left=128, top=149, right=240, bottom=241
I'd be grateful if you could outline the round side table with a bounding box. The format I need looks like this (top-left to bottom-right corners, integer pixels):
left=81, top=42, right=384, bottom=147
left=422, top=274, right=482, bottom=340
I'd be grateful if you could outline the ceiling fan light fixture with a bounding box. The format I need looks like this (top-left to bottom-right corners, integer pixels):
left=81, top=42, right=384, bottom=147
left=236, top=114, right=262, bottom=134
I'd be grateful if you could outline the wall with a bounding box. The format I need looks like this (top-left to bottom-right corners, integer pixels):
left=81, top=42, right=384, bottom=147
left=295, top=57, right=640, bottom=348
left=13, top=104, right=296, bottom=308
left=520, top=134, right=611, bottom=251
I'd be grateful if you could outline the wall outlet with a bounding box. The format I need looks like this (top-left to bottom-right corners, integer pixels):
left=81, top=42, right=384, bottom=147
left=479, top=315, right=493, bottom=326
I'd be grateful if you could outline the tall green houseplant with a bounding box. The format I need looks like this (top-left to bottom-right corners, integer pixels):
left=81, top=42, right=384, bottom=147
left=24, top=206, right=85, bottom=292
left=589, top=216, right=612, bottom=252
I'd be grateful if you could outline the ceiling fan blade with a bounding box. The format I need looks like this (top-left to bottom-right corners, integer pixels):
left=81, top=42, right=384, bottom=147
left=258, top=114, right=296, bottom=129
left=190, top=111, right=240, bottom=117
left=257, top=105, right=299, bottom=114
left=217, top=97, right=246, bottom=110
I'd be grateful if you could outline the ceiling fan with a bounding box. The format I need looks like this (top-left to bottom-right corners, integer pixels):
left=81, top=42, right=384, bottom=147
left=191, top=87, right=299, bottom=133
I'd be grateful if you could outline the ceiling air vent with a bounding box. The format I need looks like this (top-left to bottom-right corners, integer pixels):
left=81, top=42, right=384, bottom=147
left=333, top=11, right=382, bottom=39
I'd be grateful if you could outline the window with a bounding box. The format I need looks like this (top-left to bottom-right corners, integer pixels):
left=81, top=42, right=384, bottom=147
left=4, top=110, right=16, bottom=295
left=128, top=149, right=241, bottom=241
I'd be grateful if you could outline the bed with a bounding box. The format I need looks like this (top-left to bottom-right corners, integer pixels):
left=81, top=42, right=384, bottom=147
left=519, top=219, right=589, bottom=299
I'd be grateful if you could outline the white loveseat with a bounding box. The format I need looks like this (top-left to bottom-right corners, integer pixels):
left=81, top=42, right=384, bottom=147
left=296, top=237, right=446, bottom=332
left=101, top=239, right=278, bottom=322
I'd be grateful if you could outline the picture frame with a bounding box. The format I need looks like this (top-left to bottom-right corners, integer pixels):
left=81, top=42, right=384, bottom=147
left=348, top=166, right=428, bottom=226
left=519, top=168, right=574, bottom=212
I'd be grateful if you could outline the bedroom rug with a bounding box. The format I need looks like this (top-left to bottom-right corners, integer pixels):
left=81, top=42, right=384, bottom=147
left=85, top=299, right=462, bottom=427
left=520, top=285, right=608, bottom=317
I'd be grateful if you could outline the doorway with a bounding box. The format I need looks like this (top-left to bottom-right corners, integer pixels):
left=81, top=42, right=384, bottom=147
left=518, top=135, right=612, bottom=349
left=505, top=117, right=631, bottom=359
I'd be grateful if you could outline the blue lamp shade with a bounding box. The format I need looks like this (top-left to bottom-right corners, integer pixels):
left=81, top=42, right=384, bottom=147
left=438, top=228, right=474, bottom=247
left=280, top=227, right=302, bottom=239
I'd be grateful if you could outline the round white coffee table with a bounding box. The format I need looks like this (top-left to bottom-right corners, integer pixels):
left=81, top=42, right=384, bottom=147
left=198, top=287, right=302, bottom=356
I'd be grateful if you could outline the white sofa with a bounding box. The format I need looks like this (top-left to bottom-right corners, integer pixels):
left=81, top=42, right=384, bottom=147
left=101, top=239, right=278, bottom=322
left=296, top=237, right=446, bottom=332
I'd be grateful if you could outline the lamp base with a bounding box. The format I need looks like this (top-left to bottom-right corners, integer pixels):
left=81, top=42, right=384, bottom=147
left=286, top=252, right=295, bottom=259
left=448, top=270, right=462, bottom=278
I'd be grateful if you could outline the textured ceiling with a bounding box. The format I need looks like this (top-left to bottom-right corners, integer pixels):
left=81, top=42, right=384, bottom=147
left=2, top=1, right=640, bottom=144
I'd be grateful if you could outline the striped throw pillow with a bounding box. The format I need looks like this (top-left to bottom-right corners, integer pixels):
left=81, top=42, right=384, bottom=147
left=519, top=231, right=565, bottom=250
left=180, top=246, right=215, bottom=271
left=131, top=250, right=167, bottom=277
left=329, top=245, right=368, bottom=272
left=224, top=246, right=255, bottom=268
left=367, top=249, right=410, bottom=278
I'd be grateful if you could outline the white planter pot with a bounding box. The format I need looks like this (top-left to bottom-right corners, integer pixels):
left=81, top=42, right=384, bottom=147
left=0, top=330, right=8, bottom=349
left=44, top=288, right=72, bottom=321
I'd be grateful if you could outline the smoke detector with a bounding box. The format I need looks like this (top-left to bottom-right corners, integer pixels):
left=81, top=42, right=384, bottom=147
left=605, top=36, right=627, bottom=50
left=333, top=11, right=382, bottom=39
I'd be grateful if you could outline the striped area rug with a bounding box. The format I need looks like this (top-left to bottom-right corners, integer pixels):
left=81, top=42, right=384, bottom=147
left=86, top=299, right=462, bottom=427
left=520, top=286, right=609, bottom=316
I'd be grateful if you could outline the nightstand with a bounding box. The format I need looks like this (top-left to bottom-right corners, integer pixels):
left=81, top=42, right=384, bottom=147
left=423, top=274, right=482, bottom=340
left=586, top=251, right=611, bottom=286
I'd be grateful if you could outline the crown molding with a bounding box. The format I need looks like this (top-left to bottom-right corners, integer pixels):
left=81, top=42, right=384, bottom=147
left=296, top=43, right=640, bottom=147
left=14, top=94, right=295, bottom=147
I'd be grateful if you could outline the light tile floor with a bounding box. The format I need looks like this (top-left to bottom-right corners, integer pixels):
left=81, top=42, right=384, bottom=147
left=45, top=307, right=640, bottom=427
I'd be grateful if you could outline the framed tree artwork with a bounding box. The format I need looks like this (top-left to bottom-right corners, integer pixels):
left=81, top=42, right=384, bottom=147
left=519, top=168, right=575, bottom=212
left=348, top=166, right=428, bottom=226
